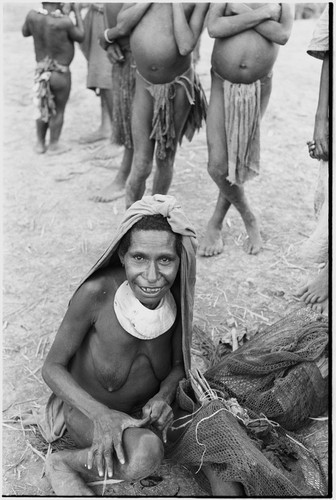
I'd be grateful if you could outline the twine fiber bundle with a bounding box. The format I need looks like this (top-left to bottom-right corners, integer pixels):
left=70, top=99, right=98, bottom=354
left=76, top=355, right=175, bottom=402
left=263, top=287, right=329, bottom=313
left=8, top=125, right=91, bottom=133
left=167, top=308, right=328, bottom=496
left=111, top=48, right=136, bottom=150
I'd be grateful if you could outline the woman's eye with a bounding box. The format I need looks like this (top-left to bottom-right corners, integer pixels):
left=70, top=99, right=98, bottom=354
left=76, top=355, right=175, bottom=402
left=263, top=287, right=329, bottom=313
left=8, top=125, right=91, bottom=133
left=134, top=255, right=143, bottom=261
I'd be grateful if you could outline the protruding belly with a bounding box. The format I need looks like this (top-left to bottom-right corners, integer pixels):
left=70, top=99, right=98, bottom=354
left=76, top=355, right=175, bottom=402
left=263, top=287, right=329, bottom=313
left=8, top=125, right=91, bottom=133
left=211, top=30, right=279, bottom=84
left=130, top=4, right=191, bottom=84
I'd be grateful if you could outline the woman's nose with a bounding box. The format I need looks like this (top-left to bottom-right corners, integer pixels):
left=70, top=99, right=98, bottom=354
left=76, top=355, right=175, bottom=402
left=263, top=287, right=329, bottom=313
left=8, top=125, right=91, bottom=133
left=145, top=261, right=159, bottom=282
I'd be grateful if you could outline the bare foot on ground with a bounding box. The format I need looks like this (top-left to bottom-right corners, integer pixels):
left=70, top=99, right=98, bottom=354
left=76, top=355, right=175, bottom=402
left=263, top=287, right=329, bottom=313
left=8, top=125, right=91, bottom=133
left=34, top=142, right=46, bottom=154
left=311, top=297, right=328, bottom=315
left=295, top=263, right=329, bottom=308
left=78, top=128, right=110, bottom=145
left=47, top=143, right=71, bottom=155
left=91, top=182, right=126, bottom=203
left=198, top=224, right=224, bottom=257
left=243, top=215, right=263, bottom=255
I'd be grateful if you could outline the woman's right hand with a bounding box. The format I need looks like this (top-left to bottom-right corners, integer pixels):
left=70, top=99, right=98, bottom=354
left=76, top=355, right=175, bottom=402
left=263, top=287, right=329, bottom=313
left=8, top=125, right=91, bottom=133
left=312, top=119, right=329, bottom=161
left=106, top=43, right=125, bottom=64
left=87, top=410, right=151, bottom=478
left=262, top=3, right=282, bottom=22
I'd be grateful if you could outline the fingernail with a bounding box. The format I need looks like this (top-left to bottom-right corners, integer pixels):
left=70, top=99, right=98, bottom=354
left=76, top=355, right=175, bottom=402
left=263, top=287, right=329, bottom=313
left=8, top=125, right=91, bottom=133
left=99, top=471, right=103, bottom=477
left=108, top=472, right=113, bottom=478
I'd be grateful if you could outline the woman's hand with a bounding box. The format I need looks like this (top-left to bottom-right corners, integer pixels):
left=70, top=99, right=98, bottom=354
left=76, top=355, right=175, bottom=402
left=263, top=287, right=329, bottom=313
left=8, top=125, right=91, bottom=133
left=142, top=398, right=174, bottom=443
left=87, top=410, right=151, bottom=478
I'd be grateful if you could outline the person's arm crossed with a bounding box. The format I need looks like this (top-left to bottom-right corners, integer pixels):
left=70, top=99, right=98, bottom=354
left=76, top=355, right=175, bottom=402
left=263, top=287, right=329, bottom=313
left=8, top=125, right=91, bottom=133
left=251, top=3, right=295, bottom=45
left=207, top=2, right=277, bottom=39
left=172, top=3, right=209, bottom=56
left=99, top=3, right=151, bottom=53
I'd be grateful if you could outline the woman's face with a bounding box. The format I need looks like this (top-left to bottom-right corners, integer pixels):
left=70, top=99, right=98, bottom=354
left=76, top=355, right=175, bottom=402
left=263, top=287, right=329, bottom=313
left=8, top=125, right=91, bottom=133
left=120, top=229, right=180, bottom=309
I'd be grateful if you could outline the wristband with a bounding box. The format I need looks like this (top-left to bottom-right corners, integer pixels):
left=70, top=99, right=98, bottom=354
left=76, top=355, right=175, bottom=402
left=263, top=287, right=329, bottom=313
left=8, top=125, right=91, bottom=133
left=104, top=29, right=115, bottom=44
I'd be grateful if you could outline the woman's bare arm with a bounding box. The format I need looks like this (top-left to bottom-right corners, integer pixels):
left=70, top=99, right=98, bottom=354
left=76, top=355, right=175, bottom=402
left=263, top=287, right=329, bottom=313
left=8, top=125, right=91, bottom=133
left=207, top=2, right=278, bottom=39
left=252, top=3, right=295, bottom=45
left=172, top=3, right=209, bottom=56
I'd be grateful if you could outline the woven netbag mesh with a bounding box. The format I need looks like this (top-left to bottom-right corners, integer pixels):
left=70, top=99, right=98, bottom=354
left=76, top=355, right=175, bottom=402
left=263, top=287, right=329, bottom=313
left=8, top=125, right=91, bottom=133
left=167, top=308, right=328, bottom=496
left=205, top=307, right=328, bottom=431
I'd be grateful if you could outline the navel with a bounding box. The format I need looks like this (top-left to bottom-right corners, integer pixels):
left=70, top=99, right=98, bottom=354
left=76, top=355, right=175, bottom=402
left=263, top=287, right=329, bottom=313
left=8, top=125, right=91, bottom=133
left=107, top=387, right=113, bottom=392
left=151, top=65, right=158, bottom=71
left=239, top=63, right=248, bottom=70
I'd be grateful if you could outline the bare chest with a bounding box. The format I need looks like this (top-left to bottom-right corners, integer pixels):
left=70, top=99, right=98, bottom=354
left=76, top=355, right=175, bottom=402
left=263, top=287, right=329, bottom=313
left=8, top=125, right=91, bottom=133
left=88, top=303, right=174, bottom=391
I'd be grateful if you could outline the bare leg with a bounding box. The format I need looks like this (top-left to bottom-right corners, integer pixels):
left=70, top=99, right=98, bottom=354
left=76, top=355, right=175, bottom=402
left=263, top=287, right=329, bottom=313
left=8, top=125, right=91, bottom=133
left=92, top=147, right=133, bottom=202
left=126, top=73, right=155, bottom=208
left=152, top=82, right=191, bottom=195
left=298, top=180, right=328, bottom=264
left=46, top=405, right=164, bottom=496
left=199, top=71, right=231, bottom=257
left=48, top=71, right=71, bottom=154
left=296, top=261, right=329, bottom=313
left=35, top=119, right=48, bottom=154
left=169, top=405, right=244, bottom=496
left=200, top=71, right=262, bottom=256
left=199, top=190, right=230, bottom=256
left=203, top=464, right=245, bottom=497
left=78, top=89, right=112, bottom=144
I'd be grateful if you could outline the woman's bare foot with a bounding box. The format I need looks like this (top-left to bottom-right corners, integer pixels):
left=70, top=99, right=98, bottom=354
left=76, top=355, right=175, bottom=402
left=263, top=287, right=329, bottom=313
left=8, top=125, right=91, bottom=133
left=45, top=453, right=95, bottom=496
left=91, top=182, right=126, bottom=203
left=295, top=263, right=329, bottom=306
left=203, top=464, right=245, bottom=497
left=47, top=143, right=71, bottom=155
left=78, top=128, right=110, bottom=145
left=199, top=223, right=224, bottom=257
left=242, top=213, right=262, bottom=255
left=311, top=297, right=328, bottom=315
left=34, top=141, right=46, bottom=154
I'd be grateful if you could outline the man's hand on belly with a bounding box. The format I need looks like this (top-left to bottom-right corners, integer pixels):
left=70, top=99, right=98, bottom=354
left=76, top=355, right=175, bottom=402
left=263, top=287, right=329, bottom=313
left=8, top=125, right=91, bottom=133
left=142, top=397, right=174, bottom=443
left=87, top=409, right=151, bottom=478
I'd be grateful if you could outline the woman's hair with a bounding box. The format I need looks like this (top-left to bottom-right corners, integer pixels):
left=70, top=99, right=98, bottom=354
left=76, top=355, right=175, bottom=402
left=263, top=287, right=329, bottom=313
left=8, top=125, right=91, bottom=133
left=118, top=214, right=182, bottom=257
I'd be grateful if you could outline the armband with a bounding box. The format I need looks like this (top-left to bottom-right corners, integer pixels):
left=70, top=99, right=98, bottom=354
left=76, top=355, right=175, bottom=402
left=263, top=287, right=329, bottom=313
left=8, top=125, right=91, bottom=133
left=104, top=29, right=115, bottom=44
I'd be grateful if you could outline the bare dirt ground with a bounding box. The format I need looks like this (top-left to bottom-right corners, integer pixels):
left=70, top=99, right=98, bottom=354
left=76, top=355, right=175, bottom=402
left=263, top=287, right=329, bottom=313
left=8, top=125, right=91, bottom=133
left=2, top=4, right=328, bottom=497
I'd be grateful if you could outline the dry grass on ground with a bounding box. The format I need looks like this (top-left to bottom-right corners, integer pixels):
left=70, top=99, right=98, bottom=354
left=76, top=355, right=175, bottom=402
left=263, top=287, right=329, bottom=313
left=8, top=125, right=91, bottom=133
left=2, top=5, right=328, bottom=496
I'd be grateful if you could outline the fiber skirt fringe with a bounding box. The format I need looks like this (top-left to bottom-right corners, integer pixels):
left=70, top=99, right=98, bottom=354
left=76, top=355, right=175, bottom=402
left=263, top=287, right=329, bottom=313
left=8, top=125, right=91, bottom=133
left=112, top=49, right=136, bottom=150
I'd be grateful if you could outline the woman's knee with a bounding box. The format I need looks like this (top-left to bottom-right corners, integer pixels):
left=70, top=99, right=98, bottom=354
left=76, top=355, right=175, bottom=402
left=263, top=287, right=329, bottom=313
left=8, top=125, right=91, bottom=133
left=131, top=158, right=153, bottom=182
left=207, top=160, right=226, bottom=183
left=123, top=429, right=164, bottom=480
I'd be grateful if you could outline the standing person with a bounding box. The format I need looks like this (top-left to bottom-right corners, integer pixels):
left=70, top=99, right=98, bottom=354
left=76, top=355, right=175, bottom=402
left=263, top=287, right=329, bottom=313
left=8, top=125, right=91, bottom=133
left=296, top=5, right=329, bottom=314
left=199, top=3, right=294, bottom=256
left=22, top=2, right=84, bottom=155
left=116, top=3, right=209, bottom=208
left=92, top=3, right=137, bottom=203
left=78, top=3, right=113, bottom=145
